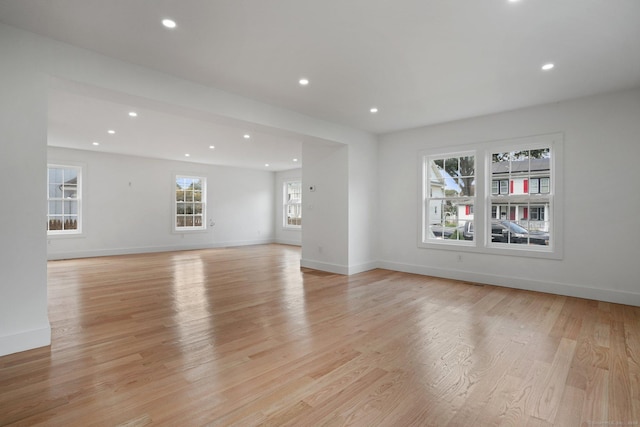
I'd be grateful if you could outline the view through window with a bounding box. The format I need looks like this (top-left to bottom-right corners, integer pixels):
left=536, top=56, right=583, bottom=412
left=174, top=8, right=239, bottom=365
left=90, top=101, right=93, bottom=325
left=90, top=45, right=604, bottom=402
left=47, top=165, right=81, bottom=234
left=175, top=176, right=206, bottom=230
left=284, top=181, right=302, bottom=228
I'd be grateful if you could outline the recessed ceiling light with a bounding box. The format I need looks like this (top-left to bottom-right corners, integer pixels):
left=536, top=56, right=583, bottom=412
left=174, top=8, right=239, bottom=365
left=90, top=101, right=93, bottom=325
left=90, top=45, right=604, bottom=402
left=370, top=107, right=379, bottom=114
left=265, top=163, right=270, bottom=167
left=128, top=111, right=137, bottom=117
left=243, top=134, right=251, bottom=139
left=293, top=158, right=298, bottom=162
left=185, top=153, right=190, bottom=157
left=299, top=78, right=309, bottom=86
left=162, top=19, right=176, bottom=29
left=508, top=0, right=520, bottom=3
left=209, top=145, right=215, bottom=149
left=107, top=130, right=115, bottom=134
left=92, top=142, right=100, bottom=146
left=542, top=63, right=555, bottom=71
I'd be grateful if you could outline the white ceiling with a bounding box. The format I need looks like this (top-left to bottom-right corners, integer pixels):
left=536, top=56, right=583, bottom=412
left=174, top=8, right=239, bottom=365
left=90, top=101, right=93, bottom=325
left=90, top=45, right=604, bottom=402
left=46, top=81, right=306, bottom=171
left=1, top=0, right=639, bottom=169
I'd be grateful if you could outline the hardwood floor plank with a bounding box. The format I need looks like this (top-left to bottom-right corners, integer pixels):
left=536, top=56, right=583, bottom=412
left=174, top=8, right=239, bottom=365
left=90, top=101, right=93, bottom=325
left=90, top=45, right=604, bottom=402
left=529, top=337, right=577, bottom=422
left=1, top=244, right=638, bottom=425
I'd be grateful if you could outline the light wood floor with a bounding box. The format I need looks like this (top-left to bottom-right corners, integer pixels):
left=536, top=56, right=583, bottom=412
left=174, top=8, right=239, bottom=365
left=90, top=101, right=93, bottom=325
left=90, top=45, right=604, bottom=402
left=1, top=244, right=639, bottom=426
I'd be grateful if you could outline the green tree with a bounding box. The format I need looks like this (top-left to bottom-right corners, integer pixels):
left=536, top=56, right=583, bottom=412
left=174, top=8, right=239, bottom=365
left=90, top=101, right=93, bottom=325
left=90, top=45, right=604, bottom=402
left=492, top=148, right=549, bottom=163
left=436, top=156, right=475, bottom=197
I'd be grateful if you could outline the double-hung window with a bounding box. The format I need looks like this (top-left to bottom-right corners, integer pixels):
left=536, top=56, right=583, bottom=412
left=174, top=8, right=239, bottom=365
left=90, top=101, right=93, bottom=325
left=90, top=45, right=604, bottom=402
left=175, top=175, right=206, bottom=231
left=283, top=180, right=302, bottom=228
left=420, top=133, right=562, bottom=258
left=422, top=152, right=476, bottom=244
left=47, top=165, right=82, bottom=234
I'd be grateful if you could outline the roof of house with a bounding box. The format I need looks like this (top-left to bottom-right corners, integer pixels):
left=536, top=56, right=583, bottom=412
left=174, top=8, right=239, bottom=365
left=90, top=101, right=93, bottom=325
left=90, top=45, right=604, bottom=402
left=492, top=158, right=549, bottom=175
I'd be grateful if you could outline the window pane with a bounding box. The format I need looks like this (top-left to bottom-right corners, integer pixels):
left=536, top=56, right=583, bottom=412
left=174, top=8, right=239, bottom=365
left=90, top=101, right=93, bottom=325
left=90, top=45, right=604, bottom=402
left=492, top=152, right=512, bottom=164
left=64, top=200, right=77, bottom=214
left=63, top=168, right=78, bottom=182
left=49, top=201, right=62, bottom=215
left=63, top=216, right=78, bottom=230
left=444, top=179, right=462, bottom=196
left=48, top=216, right=63, bottom=230
left=429, top=177, right=445, bottom=197
left=185, top=216, right=194, bottom=227
left=445, top=158, right=459, bottom=177
left=194, top=203, right=203, bottom=214
left=49, top=184, right=62, bottom=198
left=49, top=168, right=63, bottom=184
left=63, top=184, right=77, bottom=199
left=458, top=156, right=475, bottom=177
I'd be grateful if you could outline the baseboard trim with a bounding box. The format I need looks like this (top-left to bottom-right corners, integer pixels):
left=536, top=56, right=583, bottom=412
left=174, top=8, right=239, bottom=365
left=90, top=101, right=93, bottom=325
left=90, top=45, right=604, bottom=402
left=348, top=261, right=378, bottom=275
left=0, top=325, right=51, bottom=357
left=47, top=239, right=275, bottom=260
left=377, top=260, right=640, bottom=306
left=274, top=239, right=302, bottom=247
left=300, top=258, right=349, bottom=275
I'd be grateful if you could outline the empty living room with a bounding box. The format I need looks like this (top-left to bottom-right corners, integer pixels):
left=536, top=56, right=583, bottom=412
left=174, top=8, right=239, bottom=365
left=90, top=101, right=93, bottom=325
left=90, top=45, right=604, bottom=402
left=1, top=1, right=639, bottom=426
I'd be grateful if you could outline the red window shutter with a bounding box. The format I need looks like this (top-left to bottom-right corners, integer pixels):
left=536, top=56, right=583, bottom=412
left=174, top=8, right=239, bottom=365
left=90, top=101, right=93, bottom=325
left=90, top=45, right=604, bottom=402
left=524, top=179, right=529, bottom=193
left=465, top=205, right=470, bottom=215
left=510, top=180, right=514, bottom=194
left=523, top=207, right=528, bottom=219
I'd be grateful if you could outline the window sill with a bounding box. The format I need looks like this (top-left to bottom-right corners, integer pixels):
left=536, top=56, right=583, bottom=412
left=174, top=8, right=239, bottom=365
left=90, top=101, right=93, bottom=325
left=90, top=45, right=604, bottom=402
left=419, top=239, right=562, bottom=260
left=173, top=227, right=207, bottom=234
left=47, top=231, right=85, bottom=239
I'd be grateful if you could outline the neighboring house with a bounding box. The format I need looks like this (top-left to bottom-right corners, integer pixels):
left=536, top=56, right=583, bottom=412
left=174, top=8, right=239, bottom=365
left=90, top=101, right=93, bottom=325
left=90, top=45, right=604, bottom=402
left=451, top=157, right=550, bottom=231
left=428, top=161, right=445, bottom=224
left=490, top=157, right=550, bottom=231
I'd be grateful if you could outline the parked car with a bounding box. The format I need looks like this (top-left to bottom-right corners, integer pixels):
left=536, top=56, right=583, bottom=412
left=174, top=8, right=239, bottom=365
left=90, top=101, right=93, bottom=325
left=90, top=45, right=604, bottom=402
left=463, top=220, right=549, bottom=245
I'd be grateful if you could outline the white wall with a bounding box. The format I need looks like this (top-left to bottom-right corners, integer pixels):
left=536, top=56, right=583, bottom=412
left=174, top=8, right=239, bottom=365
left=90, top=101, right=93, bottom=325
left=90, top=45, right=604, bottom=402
left=301, top=143, right=350, bottom=273
left=47, top=147, right=274, bottom=259
left=378, top=88, right=640, bottom=305
left=0, top=24, right=50, bottom=356
left=274, top=168, right=302, bottom=246
left=347, top=138, right=379, bottom=274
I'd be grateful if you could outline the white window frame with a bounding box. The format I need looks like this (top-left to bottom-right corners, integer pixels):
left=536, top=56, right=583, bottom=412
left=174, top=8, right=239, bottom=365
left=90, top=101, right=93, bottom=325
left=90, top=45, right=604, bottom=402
left=419, top=150, right=477, bottom=248
left=47, top=164, right=83, bottom=236
left=283, top=180, right=302, bottom=229
left=418, top=133, right=563, bottom=259
left=174, top=174, right=207, bottom=232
